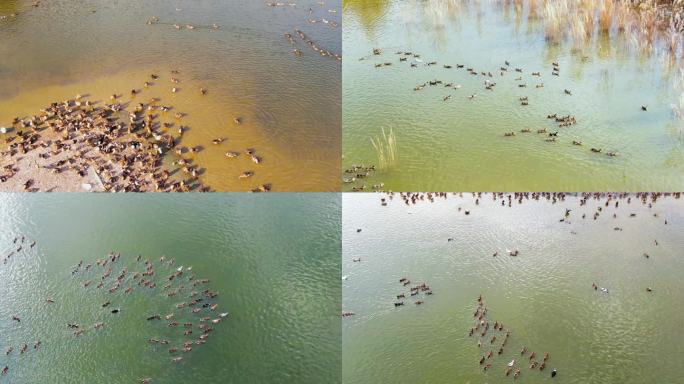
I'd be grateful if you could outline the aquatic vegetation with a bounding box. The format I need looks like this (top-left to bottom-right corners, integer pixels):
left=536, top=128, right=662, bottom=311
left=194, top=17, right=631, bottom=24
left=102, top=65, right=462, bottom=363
left=370, top=127, right=398, bottom=170
left=344, top=0, right=684, bottom=191
left=533, top=0, right=684, bottom=61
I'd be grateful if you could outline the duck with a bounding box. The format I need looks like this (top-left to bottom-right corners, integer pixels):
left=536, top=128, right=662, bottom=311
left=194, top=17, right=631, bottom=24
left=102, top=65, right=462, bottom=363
left=239, top=171, right=254, bottom=179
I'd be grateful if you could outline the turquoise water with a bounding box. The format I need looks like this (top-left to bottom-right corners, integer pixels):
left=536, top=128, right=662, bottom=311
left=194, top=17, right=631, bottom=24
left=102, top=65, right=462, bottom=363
left=0, top=193, right=341, bottom=383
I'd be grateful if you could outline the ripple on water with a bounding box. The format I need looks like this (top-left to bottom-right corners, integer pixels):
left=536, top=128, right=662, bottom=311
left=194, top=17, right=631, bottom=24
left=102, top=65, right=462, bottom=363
left=343, top=193, right=684, bottom=384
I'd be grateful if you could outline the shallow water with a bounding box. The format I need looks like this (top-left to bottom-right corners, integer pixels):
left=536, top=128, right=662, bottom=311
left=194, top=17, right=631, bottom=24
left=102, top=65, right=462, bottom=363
left=0, top=0, right=341, bottom=191
left=343, top=1, right=684, bottom=191
left=0, top=193, right=341, bottom=383
left=342, top=193, right=684, bottom=384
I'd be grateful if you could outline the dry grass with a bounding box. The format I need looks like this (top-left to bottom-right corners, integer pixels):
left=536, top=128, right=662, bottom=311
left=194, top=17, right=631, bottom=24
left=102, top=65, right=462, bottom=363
left=529, top=0, right=684, bottom=60
left=370, top=127, right=398, bottom=170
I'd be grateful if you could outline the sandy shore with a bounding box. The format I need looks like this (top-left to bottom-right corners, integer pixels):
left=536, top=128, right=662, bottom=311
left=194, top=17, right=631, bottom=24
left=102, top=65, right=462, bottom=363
left=0, top=94, right=208, bottom=192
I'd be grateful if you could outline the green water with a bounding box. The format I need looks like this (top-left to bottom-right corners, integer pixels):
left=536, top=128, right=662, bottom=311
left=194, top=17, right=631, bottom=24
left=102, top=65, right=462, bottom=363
left=343, top=193, right=684, bottom=384
left=343, top=1, right=684, bottom=191
left=0, top=193, right=341, bottom=383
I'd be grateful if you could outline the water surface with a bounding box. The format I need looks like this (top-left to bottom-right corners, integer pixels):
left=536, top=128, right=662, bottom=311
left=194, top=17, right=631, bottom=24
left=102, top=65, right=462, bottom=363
left=0, top=193, right=341, bottom=383
left=343, top=1, right=684, bottom=191
left=0, top=0, right=341, bottom=191
left=343, top=192, right=684, bottom=384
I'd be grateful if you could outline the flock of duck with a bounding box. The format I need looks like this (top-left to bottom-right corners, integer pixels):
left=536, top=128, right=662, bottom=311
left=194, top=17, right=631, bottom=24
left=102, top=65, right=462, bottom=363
left=347, top=46, right=654, bottom=184
left=0, top=71, right=272, bottom=192
left=378, top=191, right=674, bottom=297
left=268, top=1, right=341, bottom=60
left=378, top=191, right=680, bottom=211
left=471, top=295, right=557, bottom=379
left=342, top=164, right=383, bottom=191
left=72, top=252, right=227, bottom=382
left=285, top=28, right=341, bottom=60
left=1, top=235, right=37, bottom=266
left=1, top=236, right=39, bottom=379
left=393, top=277, right=433, bottom=307
left=345, top=193, right=679, bottom=379
left=1, top=249, right=227, bottom=383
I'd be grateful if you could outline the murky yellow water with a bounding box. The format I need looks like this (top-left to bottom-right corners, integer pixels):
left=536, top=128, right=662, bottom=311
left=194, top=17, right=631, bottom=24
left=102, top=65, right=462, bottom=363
left=0, top=0, right=341, bottom=191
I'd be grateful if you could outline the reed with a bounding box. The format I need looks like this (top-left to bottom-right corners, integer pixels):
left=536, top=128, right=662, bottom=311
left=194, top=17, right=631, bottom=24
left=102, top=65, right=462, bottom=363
left=370, top=127, right=398, bottom=170
left=530, top=0, right=684, bottom=62
left=599, top=0, right=614, bottom=32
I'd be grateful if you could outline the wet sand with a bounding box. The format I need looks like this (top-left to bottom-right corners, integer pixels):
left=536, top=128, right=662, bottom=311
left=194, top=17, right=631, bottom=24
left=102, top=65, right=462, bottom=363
left=0, top=69, right=315, bottom=192
left=0, top=0, right=342, bottom=192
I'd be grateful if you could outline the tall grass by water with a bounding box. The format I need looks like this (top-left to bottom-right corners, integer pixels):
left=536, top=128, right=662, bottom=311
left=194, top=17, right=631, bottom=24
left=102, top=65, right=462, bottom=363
left=528, top=0, right=684, bottom=61
left=370, top=127, right=398, bottom=170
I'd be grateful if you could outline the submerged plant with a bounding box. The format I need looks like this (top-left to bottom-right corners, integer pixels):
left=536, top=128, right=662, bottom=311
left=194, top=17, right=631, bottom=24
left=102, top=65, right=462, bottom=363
left=370, top=127, right=398, bottom=170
